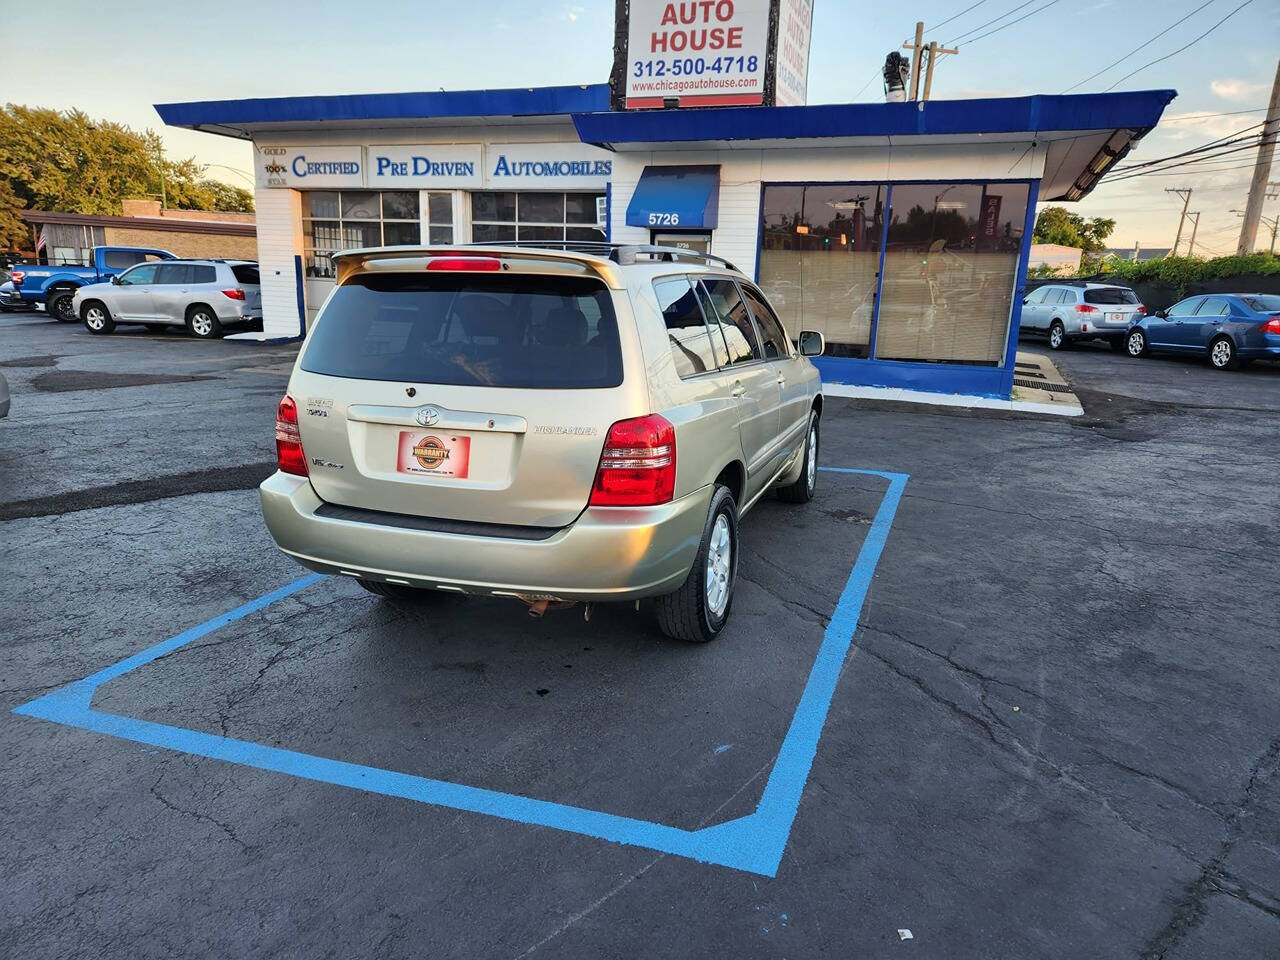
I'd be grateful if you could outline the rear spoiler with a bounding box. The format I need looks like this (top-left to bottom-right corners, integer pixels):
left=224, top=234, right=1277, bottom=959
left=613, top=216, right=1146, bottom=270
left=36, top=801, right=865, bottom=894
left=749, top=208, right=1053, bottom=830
left=331, top=246, right=628, bottom=289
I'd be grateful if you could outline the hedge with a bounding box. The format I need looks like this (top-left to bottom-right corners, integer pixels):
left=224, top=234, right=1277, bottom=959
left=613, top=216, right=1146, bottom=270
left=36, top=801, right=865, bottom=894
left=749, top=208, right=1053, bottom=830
left=1099, top=252, right=1280, bottom=292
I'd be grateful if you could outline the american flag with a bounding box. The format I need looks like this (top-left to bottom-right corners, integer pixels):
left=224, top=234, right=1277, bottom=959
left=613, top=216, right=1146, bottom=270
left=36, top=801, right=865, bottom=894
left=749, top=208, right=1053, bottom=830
left=34, top=229, right=46, bottom=256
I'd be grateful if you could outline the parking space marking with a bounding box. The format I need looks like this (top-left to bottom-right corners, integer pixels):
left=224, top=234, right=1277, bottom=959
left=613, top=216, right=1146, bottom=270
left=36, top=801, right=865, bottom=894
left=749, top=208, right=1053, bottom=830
left=14, top=467, right=907, bottom=877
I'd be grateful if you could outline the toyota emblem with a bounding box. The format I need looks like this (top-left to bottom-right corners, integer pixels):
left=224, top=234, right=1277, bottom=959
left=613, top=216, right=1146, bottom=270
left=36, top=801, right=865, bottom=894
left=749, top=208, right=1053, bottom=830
left=416, top=406, right=441, bottom=427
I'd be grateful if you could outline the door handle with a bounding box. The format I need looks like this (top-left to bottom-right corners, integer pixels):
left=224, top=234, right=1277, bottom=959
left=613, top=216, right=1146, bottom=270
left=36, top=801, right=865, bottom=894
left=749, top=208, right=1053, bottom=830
left=731, top=383, right=746, bottom=398
left=776, top=373, right=786, bottom=385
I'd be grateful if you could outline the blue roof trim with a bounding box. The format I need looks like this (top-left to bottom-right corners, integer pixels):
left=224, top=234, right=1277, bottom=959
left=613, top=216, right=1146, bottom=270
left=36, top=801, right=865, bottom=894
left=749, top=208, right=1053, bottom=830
left=571, top=91, right=1176, bottom=145
left=155, top=84, right=611, bottom=129
left=626, top=165, right=721, bottom=229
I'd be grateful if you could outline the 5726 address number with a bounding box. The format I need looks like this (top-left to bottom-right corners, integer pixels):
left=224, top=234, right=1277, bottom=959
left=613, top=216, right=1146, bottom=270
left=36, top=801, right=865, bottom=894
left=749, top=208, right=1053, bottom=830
left=648, top=212, right=680, bottom=226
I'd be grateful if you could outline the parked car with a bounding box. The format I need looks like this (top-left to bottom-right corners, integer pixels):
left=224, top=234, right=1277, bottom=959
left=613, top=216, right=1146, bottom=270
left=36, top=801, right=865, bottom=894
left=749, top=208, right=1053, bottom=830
left=0, top=280, right=35, bottom=313
left=1125, top=293, right=1280, bottom=370
left=259, top=244, right=826, bottom=643
left=0, top=247, right=175, bottom=321
left=1020, top=282, right=1146, bottom=350
left=0, top=371, right=9, bottom=418
left=75, top=259, right=263, bottom=338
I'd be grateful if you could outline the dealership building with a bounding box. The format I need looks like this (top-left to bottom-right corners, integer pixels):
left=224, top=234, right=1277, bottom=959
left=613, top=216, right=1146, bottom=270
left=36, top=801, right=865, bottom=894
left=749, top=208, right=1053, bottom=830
left=155, top=83, right=1173, bottom=400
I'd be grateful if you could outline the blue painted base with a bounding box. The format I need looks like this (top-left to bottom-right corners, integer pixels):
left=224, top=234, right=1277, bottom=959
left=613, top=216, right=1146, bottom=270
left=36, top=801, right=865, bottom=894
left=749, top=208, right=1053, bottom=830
left=813, top=356, right=1014, bottom=400
left=13, top=467, right=908, bottom=877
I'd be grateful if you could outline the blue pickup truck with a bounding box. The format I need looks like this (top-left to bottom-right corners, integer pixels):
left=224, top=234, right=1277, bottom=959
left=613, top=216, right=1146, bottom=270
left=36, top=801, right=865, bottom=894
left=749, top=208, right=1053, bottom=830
left=0, top=246, right=174, bottom=321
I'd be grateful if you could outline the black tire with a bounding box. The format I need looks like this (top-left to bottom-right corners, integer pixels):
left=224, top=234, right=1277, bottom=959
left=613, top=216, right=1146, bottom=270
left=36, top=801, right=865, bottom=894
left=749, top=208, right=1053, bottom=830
left=356, top=579, right=439, bottom=602
left=777, top=411, right=819, bottom=503
left=1126, top=328, right=1148, bottom=357
left=1208, top=336, right=1239, bottom=371
left=654, top=484, right=738, bottom=643
left=47, top=288, right=78, bottom=323
left=1048, top=320, right=1068, bottom=350
left=81, top=300, right=115, bottom=335
left=144, top=323, right=168, bottom=334
left=186, top=305, right=223, bottom=339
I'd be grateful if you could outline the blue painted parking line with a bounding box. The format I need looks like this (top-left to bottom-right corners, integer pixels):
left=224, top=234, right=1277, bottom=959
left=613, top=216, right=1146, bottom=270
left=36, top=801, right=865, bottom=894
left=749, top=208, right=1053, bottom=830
left=14, top=467, right=907, bottom=877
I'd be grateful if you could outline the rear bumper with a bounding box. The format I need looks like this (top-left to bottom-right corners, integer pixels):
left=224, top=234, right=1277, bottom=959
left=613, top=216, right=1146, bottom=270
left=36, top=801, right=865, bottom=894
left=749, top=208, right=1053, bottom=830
left=258, top=472, right=711, bottom=602
left=1238, top=342, right=1280, bottom=359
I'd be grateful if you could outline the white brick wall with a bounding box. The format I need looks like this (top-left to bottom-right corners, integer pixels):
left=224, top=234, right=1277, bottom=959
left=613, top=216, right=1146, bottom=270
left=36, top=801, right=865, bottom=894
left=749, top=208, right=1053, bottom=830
left=252, top=186, right=304, bottom=339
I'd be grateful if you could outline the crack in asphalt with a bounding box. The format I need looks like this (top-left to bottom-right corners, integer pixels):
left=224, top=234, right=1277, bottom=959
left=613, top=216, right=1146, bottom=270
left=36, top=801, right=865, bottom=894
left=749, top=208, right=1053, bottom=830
left=148, top=765, right=251, bottom=854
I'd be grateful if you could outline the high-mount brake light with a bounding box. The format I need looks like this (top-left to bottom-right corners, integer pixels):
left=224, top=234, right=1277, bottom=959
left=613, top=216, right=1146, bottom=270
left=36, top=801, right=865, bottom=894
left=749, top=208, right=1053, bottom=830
left=275, top=395, right=309, bottom=477
left=589, top=414, right=676, bottom=507
left=426, top=257, right=502, bottom=272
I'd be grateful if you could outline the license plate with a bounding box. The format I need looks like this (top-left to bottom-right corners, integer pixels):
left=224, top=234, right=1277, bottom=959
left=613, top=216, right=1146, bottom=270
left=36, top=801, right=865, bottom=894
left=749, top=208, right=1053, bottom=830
left=1107, top=312, right=1126, bottom=324
left=397, top=431, right=471, bottom=478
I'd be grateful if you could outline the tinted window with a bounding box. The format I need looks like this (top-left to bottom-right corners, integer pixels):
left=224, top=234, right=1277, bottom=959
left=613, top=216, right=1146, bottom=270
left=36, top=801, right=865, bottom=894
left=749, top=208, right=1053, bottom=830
left=1054, top=288, right=1077, bottom=304
left=231, top=263, right=260, bottom=285
left=1241, top=295, right=1280, bottom=312
left=1167, top=299, right=1200, bottom=317
left=104, top=250, right=148, bottom=269
left=1025, top=287, right=1048, bottom=304
left=700, top=278, right=761, bottom=364
left=1195, top=297, right=1229, bottom=316
left=118, top=264, right=159, bottom=285
left=1084, top=287, right=1139, bottom=305
left=191, top=265, right=217, bottom=284
left=741, top=285, right=790, bottom=359
left=654, top=277, right=718, bottom=378
left=155, top=263, right=192, bottom=284
left=301, top=273, right=622, bottom=389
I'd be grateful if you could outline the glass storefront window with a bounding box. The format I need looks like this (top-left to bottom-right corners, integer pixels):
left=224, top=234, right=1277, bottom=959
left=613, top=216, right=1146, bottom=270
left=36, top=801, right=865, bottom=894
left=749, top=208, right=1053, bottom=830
left=471, top=191, right=605, bottom=247
left=425, top=191, right=454, bottom=245
left=875, top=183, right=1028, bottom=365
left=302, top=191, right=421, bottom=278
left=758, top=184, right=886, bottom=358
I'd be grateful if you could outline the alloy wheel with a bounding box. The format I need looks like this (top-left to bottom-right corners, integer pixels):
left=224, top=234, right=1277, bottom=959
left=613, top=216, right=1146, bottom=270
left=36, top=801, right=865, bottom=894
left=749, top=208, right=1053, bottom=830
left=1210, top=339, right=1233, bottom=368
left=191, top=312, right=214, bottom=337
left=704, top=513, right=732, bottom=618
left=85, top=307, right=106, bottom=331
left=1127, top=331, right=1145, bottom=356
left=806, top=424, right=817, bottom=492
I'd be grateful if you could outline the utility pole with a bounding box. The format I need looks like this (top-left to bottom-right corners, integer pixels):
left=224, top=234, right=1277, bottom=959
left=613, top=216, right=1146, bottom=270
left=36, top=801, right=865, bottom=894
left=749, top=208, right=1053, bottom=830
left=904, top=22, right=925, bottom=101
left=1186, top=212, right=1201, bottom=257
left=1166, top=188, right=1192, bottom=256
left=1236, top=58, right=1280, bottom=254
left=922, top=41, right=959, bottom=102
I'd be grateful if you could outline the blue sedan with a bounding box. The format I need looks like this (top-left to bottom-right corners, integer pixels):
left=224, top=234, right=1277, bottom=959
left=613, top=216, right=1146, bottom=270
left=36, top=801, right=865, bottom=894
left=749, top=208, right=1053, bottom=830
left=1125, top=293, right=1280, bottom=370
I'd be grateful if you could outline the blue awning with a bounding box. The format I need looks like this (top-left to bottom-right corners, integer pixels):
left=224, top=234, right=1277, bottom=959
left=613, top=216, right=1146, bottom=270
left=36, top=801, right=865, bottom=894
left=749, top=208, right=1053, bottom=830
left=626, top=165, right=720, bottom=230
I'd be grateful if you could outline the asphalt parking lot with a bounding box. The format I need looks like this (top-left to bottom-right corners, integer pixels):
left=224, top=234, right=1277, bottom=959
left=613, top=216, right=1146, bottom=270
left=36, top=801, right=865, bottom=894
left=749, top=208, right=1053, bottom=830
left=3, top=316, right=1278, bottom=959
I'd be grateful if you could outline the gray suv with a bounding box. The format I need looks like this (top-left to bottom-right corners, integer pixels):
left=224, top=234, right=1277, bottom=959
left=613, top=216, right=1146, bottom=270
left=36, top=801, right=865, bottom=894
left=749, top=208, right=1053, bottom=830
left=74, top=259, right=262, bottom=338
left=259, top=244, right=825, bottom=643
left=1021, top=282, right=1146, bottom=350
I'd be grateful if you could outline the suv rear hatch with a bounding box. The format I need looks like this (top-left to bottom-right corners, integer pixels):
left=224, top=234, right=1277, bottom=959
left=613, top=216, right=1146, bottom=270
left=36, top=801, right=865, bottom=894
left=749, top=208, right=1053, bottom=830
left=290, top=266, right=643, bottom=528
left=231, top=263, right=262, bottom=313
left=1084, top=286, right=1143, bottom=328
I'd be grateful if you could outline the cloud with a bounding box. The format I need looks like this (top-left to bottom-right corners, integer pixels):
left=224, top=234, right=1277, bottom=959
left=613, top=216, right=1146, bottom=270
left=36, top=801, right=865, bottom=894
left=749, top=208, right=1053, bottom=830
left=563, top=4, right=584, bottom=22
left=1158, top=110, right=1263, bottom=140
left=1210, top=79, right=1267, bottom=102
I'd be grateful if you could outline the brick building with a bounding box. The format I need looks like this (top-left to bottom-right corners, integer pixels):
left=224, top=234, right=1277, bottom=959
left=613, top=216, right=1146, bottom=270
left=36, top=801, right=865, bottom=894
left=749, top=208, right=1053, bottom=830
left=24, top=199, right=257, bottom=263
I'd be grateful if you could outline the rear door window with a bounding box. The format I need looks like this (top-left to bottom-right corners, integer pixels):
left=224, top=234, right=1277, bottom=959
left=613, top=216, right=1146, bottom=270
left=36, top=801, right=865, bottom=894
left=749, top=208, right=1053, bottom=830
left=740, top=284, right=790, bottom=359
left=1084, top=288, right=1139, bottom=305
left=301, top=273, right=623, bottom=389
left=699, top=278, right=762, bottom=365
left=653, top=276, right=718, bottom=378
left=231, top=264, right=260, bottom=284
left=1194, top=297, right=1230, bottom=316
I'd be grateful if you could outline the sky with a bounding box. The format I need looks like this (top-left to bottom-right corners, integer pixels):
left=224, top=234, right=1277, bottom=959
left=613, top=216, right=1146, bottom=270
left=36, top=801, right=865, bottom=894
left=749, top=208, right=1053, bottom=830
left=1, top=0, right=1278, bottom=253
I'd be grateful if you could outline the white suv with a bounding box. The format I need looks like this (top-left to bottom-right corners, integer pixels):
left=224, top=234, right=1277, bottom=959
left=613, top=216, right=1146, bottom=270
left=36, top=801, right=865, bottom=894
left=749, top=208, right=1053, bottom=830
left=1021, top=282, right=1146, bottom=350
left=259, top=245, right=825, bottom=642
left=75, top=259, right=263, bottom=338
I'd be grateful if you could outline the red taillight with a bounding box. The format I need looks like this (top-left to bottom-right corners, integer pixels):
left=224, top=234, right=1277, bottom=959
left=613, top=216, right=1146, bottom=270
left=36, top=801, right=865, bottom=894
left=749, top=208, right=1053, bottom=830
left=221, top=288, right=246, bottom=300
left=275, top=395, right=309, bottom=476
left=589, top=414, right=676, bottom=507
left=1075, top=304, right=1098, bottom=313
left=426, top=256, right=502, bottom=272
left=1261, top=317, right=1280, bottom=335
left=10, top=271, right=24, bottom=286
left=1136, top=305, right=1147, bottom=314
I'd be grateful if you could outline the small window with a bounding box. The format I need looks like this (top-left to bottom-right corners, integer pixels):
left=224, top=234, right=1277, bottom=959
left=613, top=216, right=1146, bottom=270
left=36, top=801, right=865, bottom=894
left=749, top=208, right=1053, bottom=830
left=701, top=278, right=762, bottom=364
left=231, top=264, right=260, bottom=285
left=654, top=276, right=718, bottom=378
left=741, top=284, right=790, bottom=360
left=1167, top=298, right=1201, bottom=317
left=190, top=265, right=217, bottom=284
left=118, top=263, right=159, bottom=285
left=1195, top=297, right=1230, bottom=316
left=155, top=263, right=192, bottom=285
left=1084, top=287, right=1139, bottom=305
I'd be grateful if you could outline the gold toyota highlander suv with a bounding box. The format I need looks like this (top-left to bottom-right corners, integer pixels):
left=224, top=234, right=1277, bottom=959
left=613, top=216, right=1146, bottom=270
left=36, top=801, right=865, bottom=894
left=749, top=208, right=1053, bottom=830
left=260, top=245, right=824, bottom=642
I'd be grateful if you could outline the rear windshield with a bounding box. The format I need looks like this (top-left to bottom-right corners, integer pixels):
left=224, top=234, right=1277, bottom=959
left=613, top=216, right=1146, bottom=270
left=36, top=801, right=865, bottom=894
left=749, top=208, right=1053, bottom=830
left=1241, top=295, right=1280, bottom=312
left=301, top=273, right=622, bottom=389
left=1084, top=287, right=1139, bottom=305
left=231, top=263, right=260, bottom=284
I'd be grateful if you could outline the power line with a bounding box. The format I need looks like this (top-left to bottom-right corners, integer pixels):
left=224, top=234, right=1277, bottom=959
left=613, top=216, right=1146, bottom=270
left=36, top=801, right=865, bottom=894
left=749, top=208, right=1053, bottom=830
left=1162, top=106, right=1268, bottom=122
left=961, top=0, right=1062, bottom=46
left=1111, top=120, right=1268, bottom=171
left=1104, top=0, right=1256, bottom=90
left=1061, top=0, right=1217, bottom=93
left=928, top=0, right=994, bottom=33
left=945, top=0, right=1038, bottom=45
left=1105, top=136, right=1278, bottom=183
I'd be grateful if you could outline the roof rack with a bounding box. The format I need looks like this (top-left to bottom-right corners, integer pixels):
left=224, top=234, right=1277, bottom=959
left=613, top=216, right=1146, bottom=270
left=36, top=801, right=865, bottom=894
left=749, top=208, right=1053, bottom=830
left=461, top=240, right=740, bottom=273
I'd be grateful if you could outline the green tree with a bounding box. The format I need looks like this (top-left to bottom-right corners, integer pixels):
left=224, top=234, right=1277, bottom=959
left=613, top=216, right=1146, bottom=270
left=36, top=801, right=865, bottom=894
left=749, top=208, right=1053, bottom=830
left=0, top=104, right=253, bottom=249
left=1032, top=206, right=1116, bottom=254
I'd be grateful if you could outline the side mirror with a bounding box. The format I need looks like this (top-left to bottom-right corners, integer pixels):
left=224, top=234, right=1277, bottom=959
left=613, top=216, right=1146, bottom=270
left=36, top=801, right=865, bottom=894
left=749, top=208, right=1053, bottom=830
left=1154, top=309, right=1166, bottom=318
left=110, top=275, right=122, bottom=285
left=798, top=330, right=825, bottom=357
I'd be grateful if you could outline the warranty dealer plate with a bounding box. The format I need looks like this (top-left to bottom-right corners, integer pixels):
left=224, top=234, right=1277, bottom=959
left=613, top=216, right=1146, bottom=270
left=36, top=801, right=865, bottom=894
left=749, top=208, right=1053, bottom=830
left=397, top=431, right=471, bottom=478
